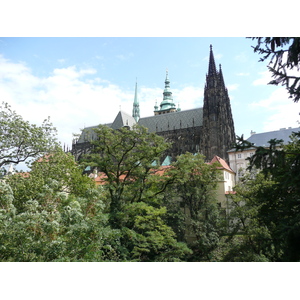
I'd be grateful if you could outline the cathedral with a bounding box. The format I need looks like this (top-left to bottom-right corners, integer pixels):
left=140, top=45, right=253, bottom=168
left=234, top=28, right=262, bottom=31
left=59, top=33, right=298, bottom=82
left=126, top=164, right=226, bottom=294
left=71, top=45, right=236, bottom=164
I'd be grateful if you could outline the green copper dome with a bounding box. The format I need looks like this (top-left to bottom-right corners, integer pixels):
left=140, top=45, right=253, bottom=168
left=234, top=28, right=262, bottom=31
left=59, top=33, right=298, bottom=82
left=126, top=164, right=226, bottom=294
left=159, top=71, right=176, bottom=111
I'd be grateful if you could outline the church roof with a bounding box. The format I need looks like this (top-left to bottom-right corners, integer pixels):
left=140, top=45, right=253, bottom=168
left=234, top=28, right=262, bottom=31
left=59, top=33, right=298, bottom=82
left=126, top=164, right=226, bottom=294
left=77, top=107, right=203, bottom=143
left=77, top=111, right=137, bottom=143
left=111, top=110, right=137, bottom=129
left=138, top=107, right=203, bottom=133
left=246, top=127, right=300, bottom=147
left=77, top=125, right=99, bottom=143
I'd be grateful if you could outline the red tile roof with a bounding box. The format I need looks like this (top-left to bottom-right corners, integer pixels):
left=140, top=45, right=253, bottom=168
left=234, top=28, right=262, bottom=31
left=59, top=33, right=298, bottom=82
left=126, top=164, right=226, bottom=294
left=94, top=165, right=173, bottom=185
left=209, top=155, right=235, bottom=173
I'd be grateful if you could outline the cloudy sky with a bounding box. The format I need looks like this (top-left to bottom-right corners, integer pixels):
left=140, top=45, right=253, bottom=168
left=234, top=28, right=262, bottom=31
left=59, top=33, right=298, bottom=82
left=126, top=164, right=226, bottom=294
left=1, top=37, right=299, bottom=151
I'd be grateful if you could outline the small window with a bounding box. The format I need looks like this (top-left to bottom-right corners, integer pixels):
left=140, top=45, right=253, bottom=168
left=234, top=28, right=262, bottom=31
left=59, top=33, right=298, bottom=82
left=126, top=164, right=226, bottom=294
left=237, top=153, right=242, bottom=158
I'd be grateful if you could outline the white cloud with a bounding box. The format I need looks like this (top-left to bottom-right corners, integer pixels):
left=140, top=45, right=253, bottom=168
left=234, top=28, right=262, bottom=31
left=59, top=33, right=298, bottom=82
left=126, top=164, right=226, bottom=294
left=215, top=53, right=223, bottom=60
left=250, top=87, right=300, bottom=132
left=175, top=86, right=203, bottom=109
left=252, top=70, right=272, bottom=86
left=234, top=53, right=248, bottom=63
left=116, top=52, right=134, bottom=61
left=95, top=55, right=104, bottom=60
left=227, top=84, right=239, bottom=91
left=0, top=55, right=203, bottom=152
left=236, top=72, right=249, bottom=76
left=0, top=57, right=130, bottom=148
left=253, top=58, right=300, bottom=87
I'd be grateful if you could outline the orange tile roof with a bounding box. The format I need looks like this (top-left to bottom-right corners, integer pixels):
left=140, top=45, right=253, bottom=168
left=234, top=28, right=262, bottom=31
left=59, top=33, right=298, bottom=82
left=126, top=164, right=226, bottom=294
left=94, top=165, right=173, bottom=185
left=93, top=156, right=235, bottom=185
left=209, top=155, right=235, bottom=173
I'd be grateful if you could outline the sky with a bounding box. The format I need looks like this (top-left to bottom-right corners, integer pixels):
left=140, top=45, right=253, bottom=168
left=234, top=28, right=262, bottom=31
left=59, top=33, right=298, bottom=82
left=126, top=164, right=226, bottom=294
left=1, top=37, right=299, bottom=154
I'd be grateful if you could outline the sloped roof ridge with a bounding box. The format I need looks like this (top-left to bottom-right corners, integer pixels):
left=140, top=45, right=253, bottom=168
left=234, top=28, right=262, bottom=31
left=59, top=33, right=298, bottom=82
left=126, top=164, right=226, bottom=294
left=210, top=155, right=234, bottom=173
left=246, top=126, right=300, bottom=146
left=111, top=110, right=137, bottom=129
left=248, top=126, right=299, bottom=137
left=140, top=107, right=203, bottom=120
left=138, top=107, right=203, bottom=133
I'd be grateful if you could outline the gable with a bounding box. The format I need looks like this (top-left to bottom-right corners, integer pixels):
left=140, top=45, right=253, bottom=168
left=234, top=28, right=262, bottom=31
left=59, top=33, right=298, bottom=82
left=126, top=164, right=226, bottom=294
left=111, top=111, right=137, bottom=129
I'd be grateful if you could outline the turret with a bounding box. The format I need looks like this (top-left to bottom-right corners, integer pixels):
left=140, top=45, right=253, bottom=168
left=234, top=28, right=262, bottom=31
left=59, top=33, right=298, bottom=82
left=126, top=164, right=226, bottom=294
left=154, top=70, right=177, bottom=115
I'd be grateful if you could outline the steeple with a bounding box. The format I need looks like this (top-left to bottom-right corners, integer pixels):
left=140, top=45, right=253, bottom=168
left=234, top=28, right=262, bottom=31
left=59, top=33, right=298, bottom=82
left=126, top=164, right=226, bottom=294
left=154, top=70, right=177, bottom=115
left=205, top=44, right=220, bottom=91
left=208, top=44, right=217, bottom=77
left=132, top=80, right=140, bottom=122
left=154, top=100, right=158, bottom=112
left=218, top=64, right=226, bottom=91
left=201, top=45, right=236, bottom=162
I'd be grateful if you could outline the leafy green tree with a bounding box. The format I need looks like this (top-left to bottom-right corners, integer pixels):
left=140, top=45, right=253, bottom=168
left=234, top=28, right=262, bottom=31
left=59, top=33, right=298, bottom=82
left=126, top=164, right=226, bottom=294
left=0, top=178, right=123, bottom=262
left=6, top=148, right=95, bottom=213
left=0, top=102, right=58, bottom=168
left=228, top=132, right=300, bottom=261
left=163, top=153, right=224, bottom=261
left=81, top=124, right=172, bottom=229
left=223, top=173, right=275, bottom=262
left=251, top=37, right=300, bottom=102
left=80, top=124, right=192, bottom=261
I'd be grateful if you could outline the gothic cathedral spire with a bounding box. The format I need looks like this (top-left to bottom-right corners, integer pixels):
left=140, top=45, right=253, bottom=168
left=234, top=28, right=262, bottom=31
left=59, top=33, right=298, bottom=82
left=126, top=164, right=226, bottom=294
left=132, top=80, right=140, bottom=122
left=201, top=45, right=236, bottom=162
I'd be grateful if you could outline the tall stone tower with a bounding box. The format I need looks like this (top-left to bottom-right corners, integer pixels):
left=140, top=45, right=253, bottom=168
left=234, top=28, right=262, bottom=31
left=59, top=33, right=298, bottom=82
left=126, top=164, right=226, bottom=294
left=201, top=45, right=236, bottom=162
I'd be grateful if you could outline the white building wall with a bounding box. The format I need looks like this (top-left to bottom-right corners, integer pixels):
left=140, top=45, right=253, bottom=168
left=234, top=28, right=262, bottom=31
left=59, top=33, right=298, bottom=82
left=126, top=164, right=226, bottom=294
left=228, top=149, right=255, bottom=182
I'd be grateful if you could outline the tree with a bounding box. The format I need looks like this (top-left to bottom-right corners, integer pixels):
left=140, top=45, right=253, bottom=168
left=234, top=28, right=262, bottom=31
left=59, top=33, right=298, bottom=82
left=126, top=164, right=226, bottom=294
left=229, top=132, right=300, bottom=261
left=6, top=148, right=96, bottom=214
left=163, top=153, right=224, bottom=261
left=80, top=125, right=192, bottom=261
left=0, top=179, right=123, bottom=262
left=81, top=124, right=172, bottom=229
left=0, top=102, right=57, bottom=169
left=223, top=173, right=275, bottom=262
left=1, top=149, right=125, bottom=262
left=251, top=37, right=300, bottom=102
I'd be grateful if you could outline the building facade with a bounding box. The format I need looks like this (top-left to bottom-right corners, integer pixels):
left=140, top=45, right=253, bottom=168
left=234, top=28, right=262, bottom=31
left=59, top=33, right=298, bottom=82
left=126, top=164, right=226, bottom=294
left=228, top=127, right=300, bottom=181
left=71, top=45, right=236, bottom=164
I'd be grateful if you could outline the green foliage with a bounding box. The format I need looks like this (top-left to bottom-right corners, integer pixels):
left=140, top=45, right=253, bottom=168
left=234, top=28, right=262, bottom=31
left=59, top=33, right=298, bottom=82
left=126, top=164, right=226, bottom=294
left=81, top=124, right=172, bottom=228
left=0, top=115, right=235, bottom=261
left=0, top=179, right=122, bottom=262
left=120, top=202, right=192, bottom=261
left=6, top=148, right=96, bottom=213
left=163, top=153, right=223, bottom=261
left=80, top=125, right=192, bottom=261
left=228, top=131, right=300, bottom=261
left=0, top=102, right=58, bottom=168
left=0, top=145, right=124, bottom=262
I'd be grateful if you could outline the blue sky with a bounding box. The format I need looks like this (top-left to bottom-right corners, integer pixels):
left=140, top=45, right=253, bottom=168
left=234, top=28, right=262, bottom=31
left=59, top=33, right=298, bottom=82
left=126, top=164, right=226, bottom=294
left=1, top=37, right=300, bottom=153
